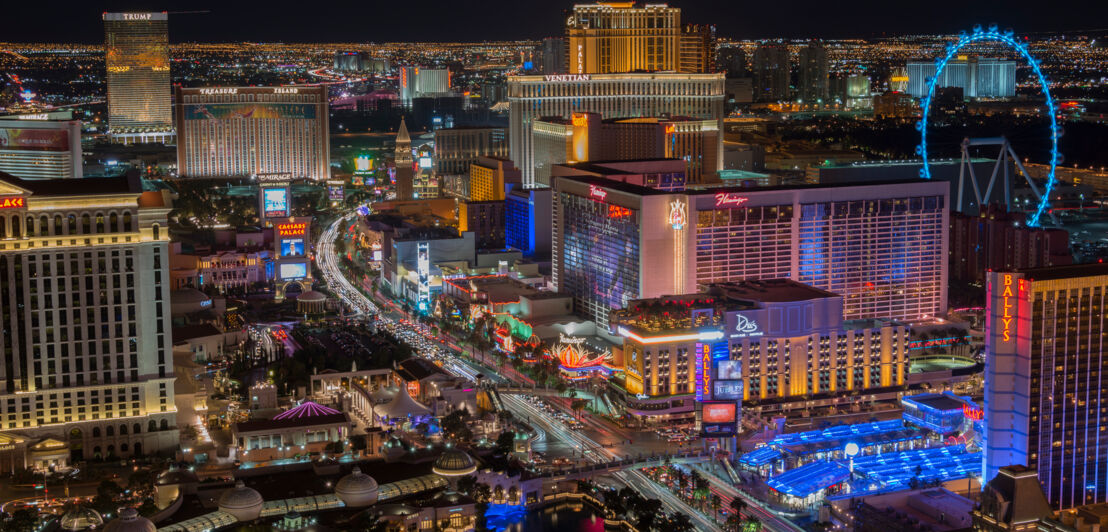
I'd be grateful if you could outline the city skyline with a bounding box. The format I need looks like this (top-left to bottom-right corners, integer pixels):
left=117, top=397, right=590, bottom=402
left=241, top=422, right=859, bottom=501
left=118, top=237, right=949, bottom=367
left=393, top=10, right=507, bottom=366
left=1, top=0, right=1107, bottom=43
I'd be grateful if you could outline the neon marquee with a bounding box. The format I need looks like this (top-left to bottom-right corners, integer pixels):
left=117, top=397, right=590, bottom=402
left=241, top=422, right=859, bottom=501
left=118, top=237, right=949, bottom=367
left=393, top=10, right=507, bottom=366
left=715, top=193, right=749, bottom=208
left=589, top=185, right=608, bottom=201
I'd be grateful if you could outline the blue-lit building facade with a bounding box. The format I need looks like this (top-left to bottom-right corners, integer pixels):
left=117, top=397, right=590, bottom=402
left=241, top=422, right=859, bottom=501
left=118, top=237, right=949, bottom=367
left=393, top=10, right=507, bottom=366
left=901, top=392, right=980, bottom=436
left=742, top=411, right=983, bottom=509
left=552, top=175, right=949, bottom=329
left=983, top=264, right=1108, bottom=510
left=504, top=186, right=551, bottom=260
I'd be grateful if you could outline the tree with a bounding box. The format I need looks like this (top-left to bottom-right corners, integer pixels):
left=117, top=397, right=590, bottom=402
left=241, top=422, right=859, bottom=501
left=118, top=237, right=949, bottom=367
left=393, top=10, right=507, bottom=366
left=456, top=475, right=477, bottom=496
left=472, top=483, right=492, bottom=504
left=571, top=398, right=589, bottom=419
left=729, top=496, right=746, bottom=520
left=352, top=511, right=388, bottom=532
left=93, top=480, right=124, bottom=514
left=742, top=516, right=762, bottom=532
left=670, top=512, right=696, bottom=532
left=3, top=509, right=38, bottom=532
left=710, top=494, right=722, bottom=521
left=495, top=431, right=516, bottom=455
left=127, top=469, right=156, bottom=497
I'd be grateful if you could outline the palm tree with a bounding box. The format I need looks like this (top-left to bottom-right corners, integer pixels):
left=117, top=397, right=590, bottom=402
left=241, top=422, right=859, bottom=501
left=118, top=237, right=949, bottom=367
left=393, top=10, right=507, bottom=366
left=729, top=496, right=746, bottom=520
left=710, top=494, right=722, bottom=522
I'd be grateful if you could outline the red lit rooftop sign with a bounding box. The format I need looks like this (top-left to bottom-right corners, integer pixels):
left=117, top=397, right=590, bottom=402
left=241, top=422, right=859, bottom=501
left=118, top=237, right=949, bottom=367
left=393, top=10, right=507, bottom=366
left=0, top=197, right=26, bottom=209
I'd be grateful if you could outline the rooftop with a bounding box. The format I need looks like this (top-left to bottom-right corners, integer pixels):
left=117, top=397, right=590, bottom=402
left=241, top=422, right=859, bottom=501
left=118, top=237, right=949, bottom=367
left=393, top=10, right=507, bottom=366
left=0, top=171, right=140, bottom=196
left=708, top=279, right=839, bottom=303
left=1019, top=262, right=1108, bottom=282
left=557, top=173, right=934, bottom=197
left=903, top=393, right=968, bottom=412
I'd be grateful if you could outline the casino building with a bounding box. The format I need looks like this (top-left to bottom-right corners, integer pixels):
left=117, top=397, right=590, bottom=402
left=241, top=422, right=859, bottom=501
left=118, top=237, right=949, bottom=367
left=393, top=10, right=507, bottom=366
left=0, top=171, right=178, bottom=472
left=507, top=72, right=725, bottom=187
left=0, top=119, right=83, bottom=180
left=532, top=111, right=720, bottom=185
left=175, top=86, right=330, bottom=181
left=552, top=176, right=949, bottom=328
left=609, top=280, right=909, bottom=409
left=983, top=263, right=1108, bottom=509
left=103, top=12, right=174, bottom=144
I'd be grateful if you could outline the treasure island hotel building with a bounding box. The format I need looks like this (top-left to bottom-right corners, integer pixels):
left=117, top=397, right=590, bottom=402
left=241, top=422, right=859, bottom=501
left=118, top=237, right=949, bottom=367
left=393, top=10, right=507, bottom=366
left=509, top=2, right=722, bottom=187
left=175, top=86, right=331, bottom=181
left=0, top=171, right=177, bottom=472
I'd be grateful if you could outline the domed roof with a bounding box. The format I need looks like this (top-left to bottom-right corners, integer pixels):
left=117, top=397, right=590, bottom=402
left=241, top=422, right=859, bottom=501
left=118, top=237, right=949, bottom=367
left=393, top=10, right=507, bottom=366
left=218, top=481, right=264, bottom=511
left=432, top=448, right=476, bottom=476
left=60, top=506, right=103, bottom=531
left=297, top=290, right=326, bottom=302
left=103, top=508, right=155, bottom=532
left=334, top=467, right=379, bottom=507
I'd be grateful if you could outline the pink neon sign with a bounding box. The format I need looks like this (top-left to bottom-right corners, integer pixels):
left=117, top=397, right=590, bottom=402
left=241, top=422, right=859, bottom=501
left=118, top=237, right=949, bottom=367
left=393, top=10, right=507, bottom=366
left=715, top=193, right=749, bottom=207
left=589, top=185, right=608, bottom=201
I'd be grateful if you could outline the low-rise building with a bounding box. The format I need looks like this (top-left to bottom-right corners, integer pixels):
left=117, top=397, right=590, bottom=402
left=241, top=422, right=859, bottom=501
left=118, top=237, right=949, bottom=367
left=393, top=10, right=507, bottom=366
left=232, top=401, right=352, bottom=462
left=609, top=279, right=909, bottom=419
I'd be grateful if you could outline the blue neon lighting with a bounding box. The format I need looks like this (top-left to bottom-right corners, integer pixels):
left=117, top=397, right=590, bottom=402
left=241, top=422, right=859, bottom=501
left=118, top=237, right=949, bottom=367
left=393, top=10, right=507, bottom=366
left=916, top=25, right=1059, bottom=227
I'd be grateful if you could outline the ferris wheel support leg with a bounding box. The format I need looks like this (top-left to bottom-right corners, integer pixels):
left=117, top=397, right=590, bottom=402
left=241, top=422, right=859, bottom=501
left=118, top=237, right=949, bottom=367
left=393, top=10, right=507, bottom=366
left=1008, top=145, right=1058, bottom=226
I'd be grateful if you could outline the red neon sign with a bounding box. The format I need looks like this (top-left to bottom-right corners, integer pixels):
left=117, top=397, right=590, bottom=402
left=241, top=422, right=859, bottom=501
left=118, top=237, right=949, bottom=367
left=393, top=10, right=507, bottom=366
left=277, top=222, right=307, bottom=237
left=1001, top=274, right=1015, bottom=342
left=714, top=193, right=749, bottom=208
left=963, top=404, right=983, bottom=421
left=608, top=204, right=632, bottom=218
left=0, top=197, right=25, bottom=209
left=701, top=344, right=711, bottom=397
left=589, top=185, right=608, bottom=201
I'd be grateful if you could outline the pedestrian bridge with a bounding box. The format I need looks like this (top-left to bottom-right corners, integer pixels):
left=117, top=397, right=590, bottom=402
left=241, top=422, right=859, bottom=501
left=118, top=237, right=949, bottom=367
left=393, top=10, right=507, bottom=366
left=539, top=451, right=714, bottom=481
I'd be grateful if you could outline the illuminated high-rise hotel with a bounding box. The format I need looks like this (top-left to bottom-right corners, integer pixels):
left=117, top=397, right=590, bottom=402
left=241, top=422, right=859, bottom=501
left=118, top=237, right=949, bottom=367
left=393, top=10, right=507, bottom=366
left=175, top=86, right=330, bottom=181
left=983, top=264, right=1108, bottom=509
left=0, top=171, right=178, bottom=472
left=565, top=2, right=681, bottom=74
left=508, top=72, right=725, bottom=187
left=511, top=2, right=720, bottom=187
left=552, top=175, right=948, bottom=327
left=103, top=12, right=174, bottom=143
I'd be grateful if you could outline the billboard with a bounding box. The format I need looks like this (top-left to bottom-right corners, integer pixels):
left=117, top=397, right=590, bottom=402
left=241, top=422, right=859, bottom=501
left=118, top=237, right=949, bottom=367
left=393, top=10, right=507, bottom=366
left=279, top=262, right=307, bottom=280
left=328, top=185, right=344, bottom=201
left=280, top=238, right=304, bottom=257
left=0, top=128, right=70, bottom=151
left=717, top=360, right=742, bottom=380
left=712, top=380, right=743, bottom=400
left=418, top=157, right=433, bottom=169
left=263, top=188, right=288, bottom=218
left=701, top=423, right=737, bottom=437
left=702, top=402, right=737, bottom=424
left=183, top=103, right=317, bottom=120
left=354, top=154, right=374, bottom=174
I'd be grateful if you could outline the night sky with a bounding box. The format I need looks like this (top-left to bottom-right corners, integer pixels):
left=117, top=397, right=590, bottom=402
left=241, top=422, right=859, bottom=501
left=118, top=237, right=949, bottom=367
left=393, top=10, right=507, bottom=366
left=4, top=0, right=1108, bottom=43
